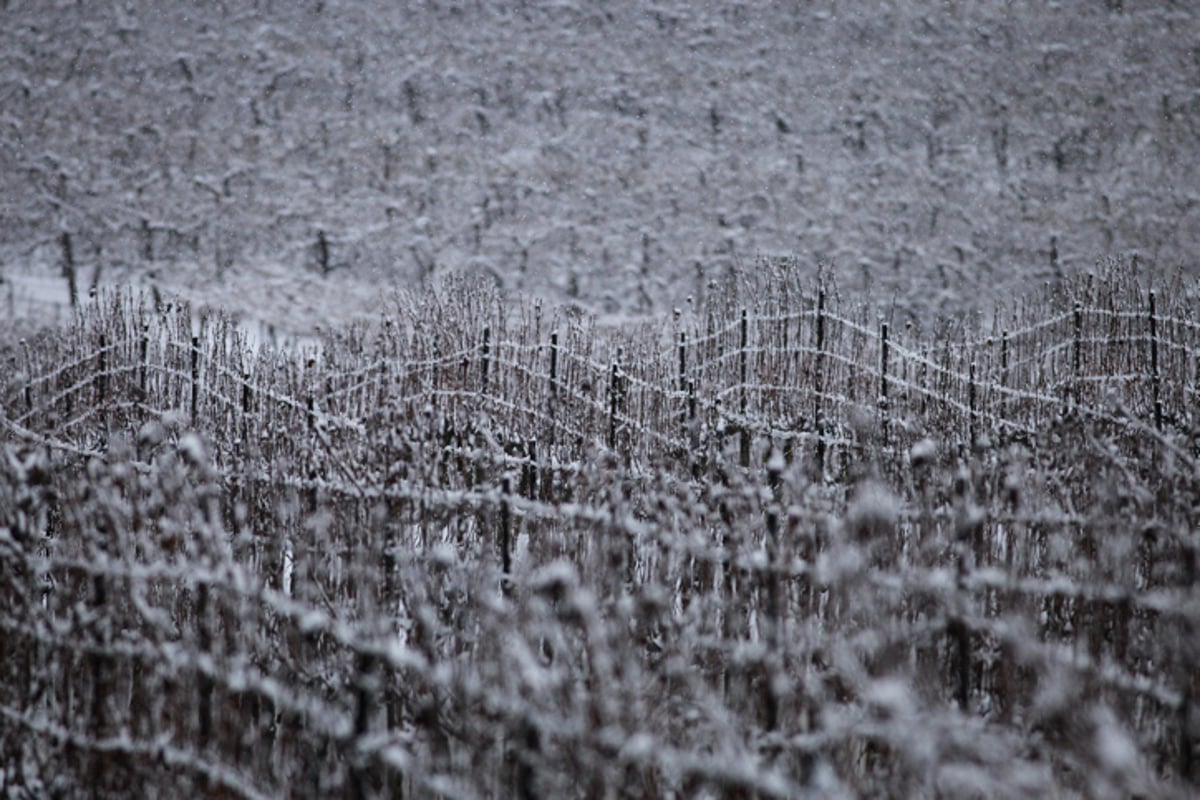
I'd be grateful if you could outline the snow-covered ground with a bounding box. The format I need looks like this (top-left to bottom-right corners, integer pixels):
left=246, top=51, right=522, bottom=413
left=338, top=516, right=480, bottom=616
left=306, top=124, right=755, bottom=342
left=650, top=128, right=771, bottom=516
left=2, top=1, right=1198, bottom=334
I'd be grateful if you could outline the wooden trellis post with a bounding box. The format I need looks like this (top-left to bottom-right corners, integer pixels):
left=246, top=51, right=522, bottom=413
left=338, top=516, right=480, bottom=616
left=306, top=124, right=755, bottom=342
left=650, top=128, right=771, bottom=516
left=814, top=288, right=827, bottom=479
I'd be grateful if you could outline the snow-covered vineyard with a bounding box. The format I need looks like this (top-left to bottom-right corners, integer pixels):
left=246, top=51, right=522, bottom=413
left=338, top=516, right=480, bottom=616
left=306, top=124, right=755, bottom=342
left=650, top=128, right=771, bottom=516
left=2, top=268, right=1198, bottom=797
left=4, top=1, right=1199, bottom=333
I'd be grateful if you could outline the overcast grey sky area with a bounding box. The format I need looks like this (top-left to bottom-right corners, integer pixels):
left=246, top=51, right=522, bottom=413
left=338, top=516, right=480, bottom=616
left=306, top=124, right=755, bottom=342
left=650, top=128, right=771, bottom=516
left=1, top=1, right=1198, bottom=332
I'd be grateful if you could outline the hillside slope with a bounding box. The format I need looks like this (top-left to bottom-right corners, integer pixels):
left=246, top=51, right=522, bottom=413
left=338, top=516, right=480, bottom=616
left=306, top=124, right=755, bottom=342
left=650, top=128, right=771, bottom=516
left=2, top=1, right=1198, bottom=333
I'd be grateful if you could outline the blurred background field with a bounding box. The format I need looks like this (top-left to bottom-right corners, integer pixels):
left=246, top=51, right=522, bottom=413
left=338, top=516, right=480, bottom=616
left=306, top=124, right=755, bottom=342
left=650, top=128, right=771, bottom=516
left=2, top=1, right=1198, bottom=334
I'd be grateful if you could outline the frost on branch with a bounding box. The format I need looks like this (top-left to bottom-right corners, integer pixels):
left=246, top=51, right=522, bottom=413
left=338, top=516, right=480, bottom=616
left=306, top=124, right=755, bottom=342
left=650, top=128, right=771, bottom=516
left=1, top=271, right=1197, bottom=797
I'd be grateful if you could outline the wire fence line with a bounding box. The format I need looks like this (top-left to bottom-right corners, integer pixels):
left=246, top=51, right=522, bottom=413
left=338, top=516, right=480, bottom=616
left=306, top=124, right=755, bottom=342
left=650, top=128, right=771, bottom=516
left=6, top=272, right=1195, bottom=467
left=2, top=270, right=1199, bottom=797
